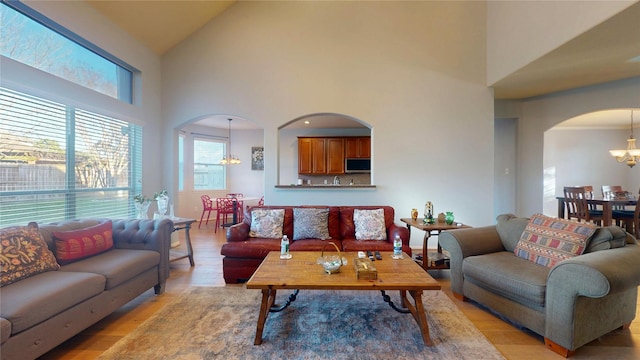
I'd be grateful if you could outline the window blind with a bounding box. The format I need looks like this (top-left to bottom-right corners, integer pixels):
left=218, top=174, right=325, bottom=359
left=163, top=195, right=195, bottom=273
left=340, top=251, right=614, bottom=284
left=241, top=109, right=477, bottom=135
left=0, top=87, right=142, bottom=227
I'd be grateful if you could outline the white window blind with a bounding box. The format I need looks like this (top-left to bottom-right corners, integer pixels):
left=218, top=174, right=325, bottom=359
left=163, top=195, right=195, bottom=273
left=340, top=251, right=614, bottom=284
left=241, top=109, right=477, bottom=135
left=0, top=87, right=142, bottom=227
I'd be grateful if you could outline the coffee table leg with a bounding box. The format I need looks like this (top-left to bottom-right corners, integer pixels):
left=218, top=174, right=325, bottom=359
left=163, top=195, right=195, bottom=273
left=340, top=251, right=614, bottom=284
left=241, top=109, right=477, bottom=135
left=403, top=290, right=433, bottom=346
left=254, top=288, right=277, bottom=345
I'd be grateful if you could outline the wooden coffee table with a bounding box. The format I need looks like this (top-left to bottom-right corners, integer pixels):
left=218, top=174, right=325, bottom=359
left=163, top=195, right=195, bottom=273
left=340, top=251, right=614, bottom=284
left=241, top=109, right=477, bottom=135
left=245, top=251, right=442, bottom=346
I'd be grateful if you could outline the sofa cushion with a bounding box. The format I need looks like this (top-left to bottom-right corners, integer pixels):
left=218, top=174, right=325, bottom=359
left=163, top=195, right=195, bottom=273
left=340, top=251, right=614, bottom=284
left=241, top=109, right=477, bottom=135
left=463, top=251, right=549, bottom=308
left=58, top=249, right=159, bottom=290
left=496, top=214, right=529, bottom=252
left=0, top=270, right=105, bottom=334
left=354, top=208, right=387, bottom=240
left=0, top=223, right=60, bottom=287
left=290, top=239, right=343, bottom=251
left=293, top=208, right=331, bottom=240
left=585, top=226, right=627, bottom=252
left=514, top=213, right=596, bottom=268
left=249, top=209, right=285, bottom=239
left=1, top=317, right=11, bottom=344
left=52, top=220, right=114, bottom=265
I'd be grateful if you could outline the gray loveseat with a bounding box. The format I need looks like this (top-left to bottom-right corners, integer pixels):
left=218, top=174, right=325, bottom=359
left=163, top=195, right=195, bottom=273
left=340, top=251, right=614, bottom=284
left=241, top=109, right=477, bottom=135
left=440, top=213, right=640, bottom=357
left=0, top=218, right=173, bottom=360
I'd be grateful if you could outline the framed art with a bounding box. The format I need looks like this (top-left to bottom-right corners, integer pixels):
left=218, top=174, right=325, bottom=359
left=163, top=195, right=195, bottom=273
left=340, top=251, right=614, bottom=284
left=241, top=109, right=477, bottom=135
left=251, top=146, right=264, bottom=170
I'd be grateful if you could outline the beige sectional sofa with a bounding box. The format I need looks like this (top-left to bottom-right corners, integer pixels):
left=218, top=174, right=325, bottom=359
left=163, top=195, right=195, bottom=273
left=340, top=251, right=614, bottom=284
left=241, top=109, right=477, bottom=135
left=0, top=218, right=173, bottom=360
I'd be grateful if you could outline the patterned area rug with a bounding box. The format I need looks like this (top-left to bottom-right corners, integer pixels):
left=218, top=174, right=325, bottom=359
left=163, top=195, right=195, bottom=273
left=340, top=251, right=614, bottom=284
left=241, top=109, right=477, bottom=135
left=98, top=286, right=505, bottom=360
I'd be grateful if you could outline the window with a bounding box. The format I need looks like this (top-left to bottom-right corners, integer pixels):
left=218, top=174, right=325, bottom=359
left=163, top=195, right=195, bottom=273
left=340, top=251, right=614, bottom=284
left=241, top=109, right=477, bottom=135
left=193, top=138, right=225, bottom=190
left=178, top=133, right=184, bottom=191
left=0, top=1, right=136, bottom=103
left=0, top=87, right=142, bottom=227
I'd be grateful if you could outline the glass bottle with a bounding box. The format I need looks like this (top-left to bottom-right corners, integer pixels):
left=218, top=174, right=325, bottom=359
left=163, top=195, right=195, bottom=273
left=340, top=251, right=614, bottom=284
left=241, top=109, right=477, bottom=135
left=280, top=235, right=291, bottom=259
left=392, top=234, right=403, bottom=259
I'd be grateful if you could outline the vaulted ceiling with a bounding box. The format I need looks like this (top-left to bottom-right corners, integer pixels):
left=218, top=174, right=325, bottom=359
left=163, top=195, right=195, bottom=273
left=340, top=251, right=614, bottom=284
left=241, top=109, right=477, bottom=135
left=85, top=0, right=640, bottom=128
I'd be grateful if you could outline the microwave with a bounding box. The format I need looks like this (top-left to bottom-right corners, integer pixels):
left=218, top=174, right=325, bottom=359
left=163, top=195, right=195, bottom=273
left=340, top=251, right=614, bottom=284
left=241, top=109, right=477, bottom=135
left=345, top=158, right=371, bottom=173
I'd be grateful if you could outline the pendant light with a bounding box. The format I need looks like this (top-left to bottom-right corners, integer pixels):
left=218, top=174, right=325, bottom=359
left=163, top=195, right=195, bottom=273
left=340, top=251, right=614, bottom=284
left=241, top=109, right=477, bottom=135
left=220, top=118, right=241, bottom=165
left=610, top=110, right=640, bottom=168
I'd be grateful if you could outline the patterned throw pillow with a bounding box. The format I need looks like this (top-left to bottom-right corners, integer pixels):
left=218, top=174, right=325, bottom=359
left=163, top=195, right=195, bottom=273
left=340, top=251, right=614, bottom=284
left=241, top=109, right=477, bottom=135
left=514, top=213, right=597, bottom=268
left=293, top=208, right=331, bottom=240
left=53, top=220, right=114, bottom=265
left=1, top=222, right=60, bottom=287
left=353, top=208, right=387, bottom=240
left=249, top=209, right=285, bottom=238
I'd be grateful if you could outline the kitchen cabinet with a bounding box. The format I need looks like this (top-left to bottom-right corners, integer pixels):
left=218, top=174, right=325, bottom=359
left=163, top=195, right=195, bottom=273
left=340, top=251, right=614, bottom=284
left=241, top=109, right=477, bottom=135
left=298, top=137, right=345, bottom=174
left=344, top=137, right=371, bottom=158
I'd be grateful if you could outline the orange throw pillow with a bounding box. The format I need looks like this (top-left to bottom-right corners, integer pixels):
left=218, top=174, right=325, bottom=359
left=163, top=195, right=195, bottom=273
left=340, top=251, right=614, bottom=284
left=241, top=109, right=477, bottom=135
left=53, top=221, right=114, bottom=265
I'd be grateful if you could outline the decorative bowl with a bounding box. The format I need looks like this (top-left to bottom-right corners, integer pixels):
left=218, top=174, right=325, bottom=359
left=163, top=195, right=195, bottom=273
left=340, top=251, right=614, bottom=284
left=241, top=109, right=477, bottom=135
left=317, top=242, right=346, bottom=274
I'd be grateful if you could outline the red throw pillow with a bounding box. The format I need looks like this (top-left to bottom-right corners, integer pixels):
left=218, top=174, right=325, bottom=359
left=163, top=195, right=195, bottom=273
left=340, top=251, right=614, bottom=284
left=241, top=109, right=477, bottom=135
left=53, top=221, right=114, bottom=265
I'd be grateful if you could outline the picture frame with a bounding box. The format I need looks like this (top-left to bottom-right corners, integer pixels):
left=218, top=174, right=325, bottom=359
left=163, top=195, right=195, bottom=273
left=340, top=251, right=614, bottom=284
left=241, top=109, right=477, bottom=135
left=251, top=146, right=264, bottom=170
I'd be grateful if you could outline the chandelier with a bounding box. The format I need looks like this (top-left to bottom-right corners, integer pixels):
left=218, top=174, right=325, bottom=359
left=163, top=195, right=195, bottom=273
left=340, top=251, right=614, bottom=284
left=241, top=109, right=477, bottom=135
left=610, top=110, right=640, bottom=168
left=220, top=118, right=241, bottom=165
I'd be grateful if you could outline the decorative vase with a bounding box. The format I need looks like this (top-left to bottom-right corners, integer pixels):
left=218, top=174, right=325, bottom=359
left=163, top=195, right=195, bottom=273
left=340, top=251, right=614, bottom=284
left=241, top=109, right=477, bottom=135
left=135, top=201, right=151, bottom=219
left=411, top=208, right=418, bottom=221
left=156, top=194, right=169, bottom=217
left=445, top=211, right=455, bottom=225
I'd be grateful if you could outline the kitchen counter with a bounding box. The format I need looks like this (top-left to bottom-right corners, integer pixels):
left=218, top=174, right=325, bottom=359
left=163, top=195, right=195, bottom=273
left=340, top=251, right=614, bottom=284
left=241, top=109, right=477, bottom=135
left=275, top=184, right=376, bottom=189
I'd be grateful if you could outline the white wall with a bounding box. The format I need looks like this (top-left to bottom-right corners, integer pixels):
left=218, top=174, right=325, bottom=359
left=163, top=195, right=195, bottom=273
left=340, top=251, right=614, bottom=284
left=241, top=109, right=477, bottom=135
left=162, top=1, right=493, bottom=249
left=511, top=76, right=640, bottom=217
left=486, top=0, right=636, bottom=85
left=543, top=126, right=640, bottom=216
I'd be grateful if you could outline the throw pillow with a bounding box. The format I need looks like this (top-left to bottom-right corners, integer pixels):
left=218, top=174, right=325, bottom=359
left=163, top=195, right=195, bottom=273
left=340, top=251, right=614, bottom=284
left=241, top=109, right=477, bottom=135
left=353, top=208, right=387, bottom=240
left=249, top=209, right=285, bottom=238
left=293, top=208, right=331, bottom=240
left=514, top=213, right=597, bottom=268
left=53, top=220, right=114, bottom=265
left=1, top=222, right=60, bottom=287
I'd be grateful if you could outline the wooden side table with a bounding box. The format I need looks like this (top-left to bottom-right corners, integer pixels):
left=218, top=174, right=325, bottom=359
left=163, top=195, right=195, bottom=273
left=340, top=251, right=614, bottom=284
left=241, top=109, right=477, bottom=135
left=169, top=217, right=196, bottom=266
left=400, top=218, right=470, bottom=271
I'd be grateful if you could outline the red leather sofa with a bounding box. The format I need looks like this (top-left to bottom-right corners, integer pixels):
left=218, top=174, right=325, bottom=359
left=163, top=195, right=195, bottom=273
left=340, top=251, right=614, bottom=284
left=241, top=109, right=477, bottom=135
left=221, top=205, right=411, bottom=283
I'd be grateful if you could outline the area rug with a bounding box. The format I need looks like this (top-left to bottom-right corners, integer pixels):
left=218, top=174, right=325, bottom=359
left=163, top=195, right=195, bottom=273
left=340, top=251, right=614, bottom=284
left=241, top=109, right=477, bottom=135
left=98, top=286, right=505, bottom=360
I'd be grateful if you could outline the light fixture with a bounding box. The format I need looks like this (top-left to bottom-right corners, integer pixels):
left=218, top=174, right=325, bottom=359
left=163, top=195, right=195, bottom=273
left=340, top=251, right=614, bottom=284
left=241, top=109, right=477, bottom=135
left=220, top=118, right=241, bottom=165
left=610, top=109, right=640, bottom=168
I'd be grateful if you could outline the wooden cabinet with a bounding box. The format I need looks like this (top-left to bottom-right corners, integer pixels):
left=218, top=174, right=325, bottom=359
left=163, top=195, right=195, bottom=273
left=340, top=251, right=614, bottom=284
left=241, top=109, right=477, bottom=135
left=345, top=137, right=371, bottom=158
left=298, top=137, right=345, bottom=174
left=326, top=138, right=345, bottom=174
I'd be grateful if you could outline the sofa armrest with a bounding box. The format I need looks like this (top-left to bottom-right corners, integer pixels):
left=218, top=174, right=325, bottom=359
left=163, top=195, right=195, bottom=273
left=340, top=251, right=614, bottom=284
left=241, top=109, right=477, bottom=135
left=439, top=226, right=504, bottom=295
left=112, top=218, right=174, bottom=293
left=227, top=222, right=250, bottom=242
left=545, top=243, right=640, bottom=349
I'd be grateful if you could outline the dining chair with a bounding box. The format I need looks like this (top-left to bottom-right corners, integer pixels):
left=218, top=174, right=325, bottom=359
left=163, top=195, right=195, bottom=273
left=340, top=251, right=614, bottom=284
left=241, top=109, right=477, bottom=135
left=215, top=197, right=235, bottom=233
left=633, top=200, right=640, bottom=239
left=563, top=186, right=603, bottom=225
left=601, top=185, right=623, bottom=198
left=199, top=195, right=215, bottom=229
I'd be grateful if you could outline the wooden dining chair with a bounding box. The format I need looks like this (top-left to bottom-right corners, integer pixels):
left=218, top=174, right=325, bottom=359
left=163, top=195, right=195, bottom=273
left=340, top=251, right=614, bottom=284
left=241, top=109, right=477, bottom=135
left=601, top=185, right=623, bottom=198
left=199, top=195, right=215, bottom=229
left=563, top=186, right=603, bottom=224
left=633, top=200, right=640, bottom=239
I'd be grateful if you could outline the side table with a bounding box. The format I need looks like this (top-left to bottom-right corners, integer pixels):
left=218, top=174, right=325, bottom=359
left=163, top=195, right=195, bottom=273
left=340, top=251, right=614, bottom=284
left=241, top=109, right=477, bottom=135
left=400, top=218, right=471, bottom=271
left=169, top=217, right=196, bottom=266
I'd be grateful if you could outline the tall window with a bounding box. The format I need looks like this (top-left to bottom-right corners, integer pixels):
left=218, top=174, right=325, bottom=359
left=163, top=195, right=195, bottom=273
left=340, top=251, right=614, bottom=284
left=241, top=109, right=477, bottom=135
left=178, top=133, right=184, bottom=191
left=0, top=87, right=142, bottom=227
left=0, top=1, right=136, bottom=103
left=193, top=138, right=225, bottom=190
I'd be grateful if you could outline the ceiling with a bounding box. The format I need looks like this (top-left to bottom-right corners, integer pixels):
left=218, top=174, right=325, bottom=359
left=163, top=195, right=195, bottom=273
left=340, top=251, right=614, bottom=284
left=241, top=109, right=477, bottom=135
left=85, top=0, right=640, bottom=129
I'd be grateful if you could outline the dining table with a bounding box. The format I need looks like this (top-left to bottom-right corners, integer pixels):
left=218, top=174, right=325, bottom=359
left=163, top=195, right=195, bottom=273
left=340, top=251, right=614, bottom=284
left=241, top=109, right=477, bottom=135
left=556, top=195, right=637, bottom=226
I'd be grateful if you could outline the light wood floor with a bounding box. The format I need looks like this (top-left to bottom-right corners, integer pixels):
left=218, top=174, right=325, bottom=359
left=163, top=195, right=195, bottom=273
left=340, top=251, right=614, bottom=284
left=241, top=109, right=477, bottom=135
left=40, top=224, right=640, bottom=359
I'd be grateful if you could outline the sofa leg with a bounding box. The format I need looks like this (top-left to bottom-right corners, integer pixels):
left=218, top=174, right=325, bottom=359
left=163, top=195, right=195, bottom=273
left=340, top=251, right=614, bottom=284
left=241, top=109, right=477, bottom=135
left=452, top=292, right=468, bottom=301
left=154, top=283, right=165, bottom=295
left=544, top=338, right=575, bottom=358
left=620, top=322, right=632, bottom=330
